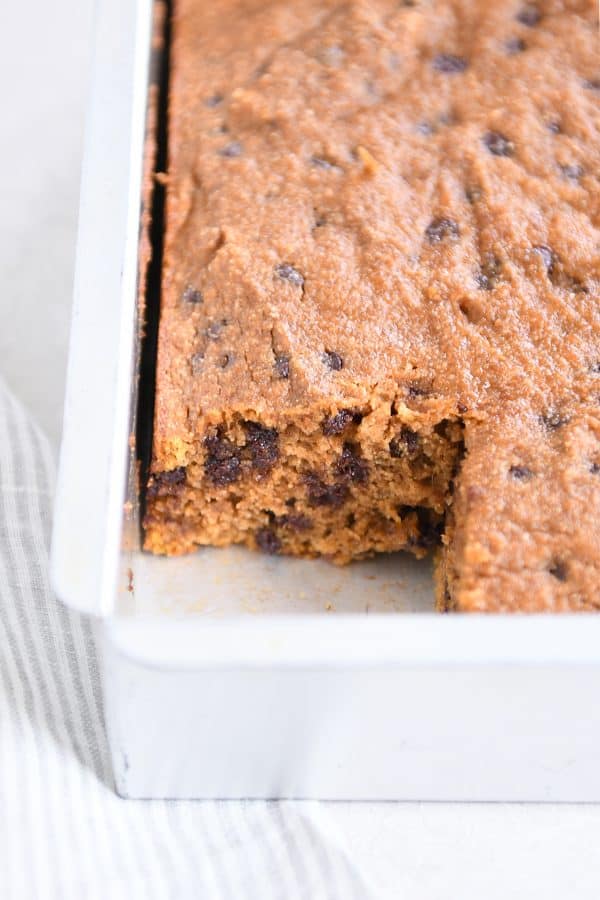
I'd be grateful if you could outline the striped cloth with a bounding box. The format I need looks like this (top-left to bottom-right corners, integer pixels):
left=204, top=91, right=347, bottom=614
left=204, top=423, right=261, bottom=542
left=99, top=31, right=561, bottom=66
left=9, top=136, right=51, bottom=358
left=0, top=380, right=374, bottom=900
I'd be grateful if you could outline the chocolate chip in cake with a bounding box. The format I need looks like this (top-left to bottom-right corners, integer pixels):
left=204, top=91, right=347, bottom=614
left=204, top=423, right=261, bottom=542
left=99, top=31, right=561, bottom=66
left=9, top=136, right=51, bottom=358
left=407, top=382, right=432, bottom=398
left=322, top=350, right=344, bottom=371
left=432, top=54, right=468, bottom=73
left=182, top=285, right=203, bottom=304
left=516, top=5, right=541, bottom=26
left=275, top=263, right=304, bottom=287
left=549, top=560, right=568, bottom=582
left=274, top=354, right=290, bottom=379
left=484, top=131, right=515, bottom=157
left=457, top=402, right=468, bottom=414
left=274, top=513, right=313, bottom=531
left=509, top=464, right=534, bottom=480
left=255, top=527, right=281, bottom=555
left=206, top=319, right=227, bottom=340
left=205, top=93, right=224, bottom=107
left=217, top=353, right=232, bottom=369
left=560, top=163, right=584, bottom=181
left=417, top=121, right=434, bottom=136
left=389, top=426, right=420, bottom=457
left=242, top=421, right=279, bottom=473
left=590, top=462, right=600, bottom=475
left=547, top=119, right=562, bottom=134
left=533, top=244, right=555, bottom=275
left=505, top=37, right=526, bottom=54
left=583, top=79, right=600, bottom=92
left=425, top=217, right=460, bottom=243
left=401, top=506, right=443, bottom=549
left=204, top=432, right=241, bottom=486
left=303, top=472, right=349, bottom=508
left=477, top=254, right=502, bottom=290
left=334, top=443, right=369, bottom=483
left=414, top=507, right=443, bottom=548
left=322, top=409, right=362, bottom=436
left=147, top=467, right=186, bottom=498
left=219, top=141, right=243, bottom=158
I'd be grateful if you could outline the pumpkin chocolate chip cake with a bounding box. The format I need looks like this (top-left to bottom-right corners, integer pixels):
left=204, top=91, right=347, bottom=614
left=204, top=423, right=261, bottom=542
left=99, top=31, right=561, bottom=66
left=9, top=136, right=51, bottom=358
left=144, top=0, right=600, bottom=612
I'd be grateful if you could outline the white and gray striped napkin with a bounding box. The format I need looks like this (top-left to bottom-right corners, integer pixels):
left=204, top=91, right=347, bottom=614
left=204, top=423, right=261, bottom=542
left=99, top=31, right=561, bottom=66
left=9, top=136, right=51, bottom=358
left=0, top=379, right=374, bottom=900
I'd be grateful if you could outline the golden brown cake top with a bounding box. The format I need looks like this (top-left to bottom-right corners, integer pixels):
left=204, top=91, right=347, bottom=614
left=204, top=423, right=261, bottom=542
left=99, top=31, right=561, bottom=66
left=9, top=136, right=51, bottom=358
left=155, top=0, right=598, bottom=463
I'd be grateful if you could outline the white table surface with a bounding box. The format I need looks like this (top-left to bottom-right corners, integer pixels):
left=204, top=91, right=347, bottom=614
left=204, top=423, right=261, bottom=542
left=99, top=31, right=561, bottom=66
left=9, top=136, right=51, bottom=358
left=4, top=1, right=600, bottom=896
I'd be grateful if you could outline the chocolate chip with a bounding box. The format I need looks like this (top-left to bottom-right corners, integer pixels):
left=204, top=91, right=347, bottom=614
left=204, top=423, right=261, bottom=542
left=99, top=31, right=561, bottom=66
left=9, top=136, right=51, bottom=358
left=389, top=426, right=420, bottom=457
left=146, top=467, right=186, bottom=499
left=182, top=285, right=203, bottom=304
left=407, top=383, right=431, bottom=399
left=417, top=121, right=434, bottom=136
left=414, top=507, right=443, bottom=548
left=217, top=353, right=232, bottom=369
left=591, top=462, right=600, bottom=475
left=425, top=217, right=460, bottom=243
left=484, top=131, right=515, bottom=157
left=547, top=120, right=561, bottom=134
left=205, top=93, right=224, bottom=107
left=590, top=362, right=600, bottom=374
left=255, top=528, right=281, bottom=555
left=322, top=350, right=344, bottom=371
left=219, top=141, right=243, bottom=158
left=334, top=443, right=369, bottom=484
left=303, top=472, right=349, bottom=508
left=541, top=410, right=569, bottom=431
left=274, top=354, right=290, bottom=379
left=549, top=560, right=568, bottom=582
left=204, top=432, right=241, bottom=486
left=275, top=263, right=304, bottom=287
left=477, top=253, right=502, bottom=290
left=516, top=5, right=541, bottom=26
left=457, top=402, right=468, bottom=414
left=505, top=37, right=526, bottom=54
left=583, top=79, right=600, bottom=92
left=509, top=464, right=534, bottom=480
left=533, top=244, right=555, bottom=275
left=432, top=54, right=468, bottom=73
left=401, top=506, right=443, bottom=549
left=242, top=421, right=279, bottom=473
left=560, top=163, right=584, bottom=181
left=322, top=409, right=362, bottom=436
left=206, top=319, right=227, bottom=340
left=274, top=513, right=313, bottom=531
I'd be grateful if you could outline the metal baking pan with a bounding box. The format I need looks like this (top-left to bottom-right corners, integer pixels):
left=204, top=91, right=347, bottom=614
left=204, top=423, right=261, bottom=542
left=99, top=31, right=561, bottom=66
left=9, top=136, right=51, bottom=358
left=51, top=0, right=600, bottom=800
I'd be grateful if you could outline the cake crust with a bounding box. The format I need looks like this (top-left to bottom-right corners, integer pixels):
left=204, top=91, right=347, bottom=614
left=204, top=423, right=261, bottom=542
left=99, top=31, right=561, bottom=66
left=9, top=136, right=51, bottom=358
left=145, top=0, right=600, bottom=611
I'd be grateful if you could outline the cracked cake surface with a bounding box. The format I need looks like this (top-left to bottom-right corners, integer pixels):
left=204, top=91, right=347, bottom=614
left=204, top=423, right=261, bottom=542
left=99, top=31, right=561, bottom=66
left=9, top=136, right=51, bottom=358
left=145, top=0, right=600, bottom=611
